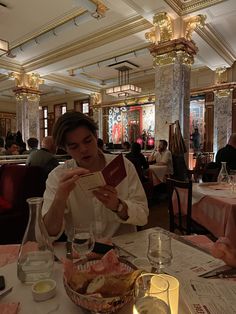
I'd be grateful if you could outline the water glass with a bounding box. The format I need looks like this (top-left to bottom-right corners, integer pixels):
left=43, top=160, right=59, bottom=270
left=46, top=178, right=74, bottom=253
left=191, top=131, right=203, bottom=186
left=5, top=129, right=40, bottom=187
left=147, top=229, right=172, bottom=273
left=133, top=273, right=171, bottom=314
left=72, top=225, right=95, bottom=259
left=229, top=170, right=236, bottom=192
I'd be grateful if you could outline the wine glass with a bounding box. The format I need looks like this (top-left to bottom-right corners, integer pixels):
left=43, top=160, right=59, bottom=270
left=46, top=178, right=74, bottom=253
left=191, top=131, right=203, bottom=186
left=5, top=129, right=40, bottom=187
left=147, top=229, right=173, bottom=273
left=72, top=225, right=95, bottom=260
left=133, top=273, right=171, bottom=314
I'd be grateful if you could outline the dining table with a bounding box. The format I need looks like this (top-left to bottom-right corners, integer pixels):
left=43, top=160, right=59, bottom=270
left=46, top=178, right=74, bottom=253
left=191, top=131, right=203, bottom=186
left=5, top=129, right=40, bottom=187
left=0, top=228, right=235, bottom=314
left=190, top=182, right=236, bottom=245
left=148, top=164, right=168, bottom=185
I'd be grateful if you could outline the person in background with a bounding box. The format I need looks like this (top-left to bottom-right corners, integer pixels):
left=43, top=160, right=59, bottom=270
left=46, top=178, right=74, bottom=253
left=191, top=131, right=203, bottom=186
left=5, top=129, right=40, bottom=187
left=4, top=140, right=19, bottom=155
left=211, top=238, right=236, bottom=267
left=23, top=137, right=39, bottom=154
left=125, top=142, right=149, bottom=182
left=216, top=133, right=236, bottom=170
left=0, top=137, right=5, bottom=154
left=42, top=111, right=148, bottom=240
left=148, top=140, right=173, bottom=175
left=97, top=138, right=111, bottom=154
left=191, top=128, right=201, bottom=152
left=26, top=136, right=59, bottom=177
left=122, top=141, right=131, bottom=152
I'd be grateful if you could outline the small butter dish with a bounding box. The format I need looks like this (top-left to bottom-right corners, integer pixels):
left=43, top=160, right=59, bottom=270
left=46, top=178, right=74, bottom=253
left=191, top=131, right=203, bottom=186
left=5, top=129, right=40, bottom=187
left=32, top=279, right=56, bottom=302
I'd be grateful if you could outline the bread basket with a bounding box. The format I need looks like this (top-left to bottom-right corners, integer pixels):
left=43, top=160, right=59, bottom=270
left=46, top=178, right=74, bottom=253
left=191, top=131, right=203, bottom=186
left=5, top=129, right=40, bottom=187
left=63, top=258, right=136, bottom=313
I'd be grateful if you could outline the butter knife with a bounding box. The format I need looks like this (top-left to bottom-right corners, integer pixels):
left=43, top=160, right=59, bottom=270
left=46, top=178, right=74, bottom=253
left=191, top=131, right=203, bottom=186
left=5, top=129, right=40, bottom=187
left=66, top=241, right=72, bottom=259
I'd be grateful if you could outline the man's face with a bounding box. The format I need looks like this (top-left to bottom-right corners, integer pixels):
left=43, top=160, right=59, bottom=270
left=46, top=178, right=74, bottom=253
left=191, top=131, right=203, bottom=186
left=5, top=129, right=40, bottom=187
left=65, top=126, right=98, bottom=168
left=158, top=141, right=165, bottom=152
left=9, top=144, right=19, bottom=153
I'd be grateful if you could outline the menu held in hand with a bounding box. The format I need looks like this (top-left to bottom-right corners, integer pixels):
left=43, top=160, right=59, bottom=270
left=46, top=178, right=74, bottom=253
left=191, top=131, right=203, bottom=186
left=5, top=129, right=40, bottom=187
left=77, top=154, right=127, bottom=193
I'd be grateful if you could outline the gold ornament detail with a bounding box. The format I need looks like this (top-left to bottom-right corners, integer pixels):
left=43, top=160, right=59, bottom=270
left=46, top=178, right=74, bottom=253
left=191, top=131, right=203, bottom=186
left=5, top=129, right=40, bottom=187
left=184, top=14, right=206, bottom=40
left=145, top=12, right=174, bottom=44
left=153, top=12, right=173, bottom=43
left=9, top=72, right=44, bottom=90
left=215, top=67, right=227, bottom=84
left=153, top=51, right=194, bottom=66
left=9, top=72, right=43, bottom=102
left=91, top=92, right=102, bottom=107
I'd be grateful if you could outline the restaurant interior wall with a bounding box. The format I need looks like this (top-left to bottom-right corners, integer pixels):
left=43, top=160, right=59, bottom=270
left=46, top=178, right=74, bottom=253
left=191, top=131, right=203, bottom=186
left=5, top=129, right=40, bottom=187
left=106, top=102, right=155, bottom=149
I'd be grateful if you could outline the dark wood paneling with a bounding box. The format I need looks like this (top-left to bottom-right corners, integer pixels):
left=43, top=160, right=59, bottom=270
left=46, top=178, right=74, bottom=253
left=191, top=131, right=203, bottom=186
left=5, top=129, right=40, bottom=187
left=204, top=104, right=214, bottom=152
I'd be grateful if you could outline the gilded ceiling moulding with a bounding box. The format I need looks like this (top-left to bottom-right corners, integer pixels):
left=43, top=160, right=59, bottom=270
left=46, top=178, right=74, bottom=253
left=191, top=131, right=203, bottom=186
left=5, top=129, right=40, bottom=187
left=23, top=16, right=151, bottom=72
left=10, top=8, right=86, bottom=49
left=44, top=74, right=100, bottom=93
left=164, top=0, right=227, bottom=15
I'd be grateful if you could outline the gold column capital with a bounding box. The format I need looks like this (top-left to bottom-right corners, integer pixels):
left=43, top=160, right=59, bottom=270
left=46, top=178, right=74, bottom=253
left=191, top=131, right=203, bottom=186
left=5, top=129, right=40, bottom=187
left=145, top=12, right=173, bottom=44
left=90, top=92, right=102, bottom=107
left=215, top=66, right=228, bottom=84
left=149, top=38, right=198, bottom=66
left=184, top=14, right=206, bottom=41
left=9, top=72, right=43, bottom=101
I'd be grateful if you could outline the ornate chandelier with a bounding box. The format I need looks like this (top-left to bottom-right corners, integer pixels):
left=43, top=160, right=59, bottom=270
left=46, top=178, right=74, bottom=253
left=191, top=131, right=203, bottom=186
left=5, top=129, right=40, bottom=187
left=105, top=65, right=141, bottom=98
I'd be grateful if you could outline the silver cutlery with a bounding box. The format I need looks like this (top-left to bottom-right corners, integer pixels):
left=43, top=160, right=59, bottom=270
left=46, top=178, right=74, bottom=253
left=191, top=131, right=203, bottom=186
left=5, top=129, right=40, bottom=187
left=0, top=286, right=13, bottom=299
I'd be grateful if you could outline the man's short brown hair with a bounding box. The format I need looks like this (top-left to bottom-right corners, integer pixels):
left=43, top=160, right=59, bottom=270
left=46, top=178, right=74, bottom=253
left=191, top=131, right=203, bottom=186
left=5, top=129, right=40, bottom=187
left=52, top=111, right=98, bottom=148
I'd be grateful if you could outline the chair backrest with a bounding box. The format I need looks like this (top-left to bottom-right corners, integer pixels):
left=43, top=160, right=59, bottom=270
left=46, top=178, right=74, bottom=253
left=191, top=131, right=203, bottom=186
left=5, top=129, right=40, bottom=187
left=172, top=154, right=189, bottom=181
left=0, top=164, right=47, bottom=211
left=167, top=178, right=193, bottom=234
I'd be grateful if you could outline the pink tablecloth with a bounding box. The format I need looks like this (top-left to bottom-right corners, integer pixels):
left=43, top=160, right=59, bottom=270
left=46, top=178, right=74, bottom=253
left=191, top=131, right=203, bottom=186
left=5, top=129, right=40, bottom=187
left=175, top=184, right=236, bottom=247
left=0, top=245, right=19, bottom=267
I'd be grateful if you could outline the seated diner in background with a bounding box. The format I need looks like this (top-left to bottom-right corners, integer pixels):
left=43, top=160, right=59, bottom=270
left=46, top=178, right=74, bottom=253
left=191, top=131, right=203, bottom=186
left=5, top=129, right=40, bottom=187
left=125, top=142, right=149, bottom=183
left=42, top=112, right=149, bottom=240
left=26, top=136, right=59, bottom=177
left=215, top=133, right=236, bottom=170
left=1, top=140, right=19, bottom=155
left=148, top=139, right=173, bottom=176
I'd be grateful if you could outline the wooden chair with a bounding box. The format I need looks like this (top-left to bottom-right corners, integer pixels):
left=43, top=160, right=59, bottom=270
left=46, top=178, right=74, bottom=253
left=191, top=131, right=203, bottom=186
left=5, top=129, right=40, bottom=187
left=167, top=178, right=211, bottom=235
left=0, top=164, right=47, bottom=244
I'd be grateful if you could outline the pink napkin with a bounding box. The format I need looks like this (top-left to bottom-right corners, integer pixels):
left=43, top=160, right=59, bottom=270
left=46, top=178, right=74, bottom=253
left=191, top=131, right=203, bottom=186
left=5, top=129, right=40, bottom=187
left=0, top=245, right=19, bottom=267
left=183, top=235, right=214, bottom=252
left=0, top=302, right=20, bottom=314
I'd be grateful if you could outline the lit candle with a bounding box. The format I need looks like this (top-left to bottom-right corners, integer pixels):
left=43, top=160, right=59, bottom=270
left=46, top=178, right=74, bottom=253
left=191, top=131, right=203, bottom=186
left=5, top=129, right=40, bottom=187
left=151, top=274, right=179, bottom=314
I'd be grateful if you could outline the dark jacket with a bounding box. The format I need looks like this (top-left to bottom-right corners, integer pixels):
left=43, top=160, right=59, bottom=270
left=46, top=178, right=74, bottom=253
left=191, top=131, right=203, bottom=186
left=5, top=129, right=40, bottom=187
left=216, top=144, right=236, bottom=170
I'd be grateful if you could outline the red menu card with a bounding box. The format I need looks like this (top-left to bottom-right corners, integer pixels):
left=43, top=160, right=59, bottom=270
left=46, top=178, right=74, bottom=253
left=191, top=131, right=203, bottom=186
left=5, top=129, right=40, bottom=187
left=77, top=154, right=127, bottom=193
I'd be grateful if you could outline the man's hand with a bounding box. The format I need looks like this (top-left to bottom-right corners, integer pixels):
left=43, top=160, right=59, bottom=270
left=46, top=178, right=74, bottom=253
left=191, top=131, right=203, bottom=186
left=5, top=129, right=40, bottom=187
left=93, top=185, right=119, bottom=211
left=55, top=168, right=90, bottom=201
left=211, top=237, right=236, bottom=267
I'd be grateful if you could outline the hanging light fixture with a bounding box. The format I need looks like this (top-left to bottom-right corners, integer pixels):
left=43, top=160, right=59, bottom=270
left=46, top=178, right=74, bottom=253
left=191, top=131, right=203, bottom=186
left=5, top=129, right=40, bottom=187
left=105, top=65, right=141, bottom=98
left=0, top=38, right=9, bottom=53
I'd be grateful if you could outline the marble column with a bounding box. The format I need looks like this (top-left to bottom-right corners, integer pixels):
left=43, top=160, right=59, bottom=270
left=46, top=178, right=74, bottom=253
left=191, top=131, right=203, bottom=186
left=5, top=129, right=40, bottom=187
left=213, top=90, right=232, bottom=152
left=90, top=93, right=103, bottom=138
left=15, top=94, right=40, bottom=141
left=10, top=72, right=43, bottom=142
left=154, top=54, right=191, bottom=148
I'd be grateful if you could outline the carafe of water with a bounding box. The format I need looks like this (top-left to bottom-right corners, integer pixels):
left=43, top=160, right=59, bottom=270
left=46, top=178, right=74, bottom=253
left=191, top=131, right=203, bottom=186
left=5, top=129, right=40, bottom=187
left=17, top=197, right=54, bottom=283
left=217, top=162, right=230, bottom=184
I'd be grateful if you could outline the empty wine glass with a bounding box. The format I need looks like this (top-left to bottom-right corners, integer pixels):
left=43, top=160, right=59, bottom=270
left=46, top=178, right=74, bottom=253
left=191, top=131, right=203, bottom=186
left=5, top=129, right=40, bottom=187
left=133, top=273, right=171, bottom=314
left=72, top=225, right=95, bottom=260
left=147, top=229, right=173, bottom=273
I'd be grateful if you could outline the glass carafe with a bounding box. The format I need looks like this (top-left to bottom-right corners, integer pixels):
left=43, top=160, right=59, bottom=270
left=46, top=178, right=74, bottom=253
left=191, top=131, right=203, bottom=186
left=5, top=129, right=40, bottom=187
left=217, top=162, right=230, bottom=184
left=17, top=197, right=54, bottom=283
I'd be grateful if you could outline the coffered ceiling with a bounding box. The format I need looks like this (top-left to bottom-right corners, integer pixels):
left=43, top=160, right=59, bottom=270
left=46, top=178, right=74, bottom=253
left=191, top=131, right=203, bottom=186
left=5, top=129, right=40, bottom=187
left=0, top=0, right=235, bottom=103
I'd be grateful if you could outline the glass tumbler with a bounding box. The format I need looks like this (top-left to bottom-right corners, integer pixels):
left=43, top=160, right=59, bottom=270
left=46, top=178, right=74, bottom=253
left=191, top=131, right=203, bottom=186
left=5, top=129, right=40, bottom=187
left=147, top=229, right=173, bottom=273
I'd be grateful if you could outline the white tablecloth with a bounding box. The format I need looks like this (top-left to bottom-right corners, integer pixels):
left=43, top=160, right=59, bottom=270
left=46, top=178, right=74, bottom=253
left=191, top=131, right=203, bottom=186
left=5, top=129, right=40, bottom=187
left=149, top=164, right=168, bottom=185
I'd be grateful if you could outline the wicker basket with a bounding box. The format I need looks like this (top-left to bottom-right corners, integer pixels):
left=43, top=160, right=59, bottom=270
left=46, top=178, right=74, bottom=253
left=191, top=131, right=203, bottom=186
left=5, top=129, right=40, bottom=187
left=63, top=258, right=136, bottom=313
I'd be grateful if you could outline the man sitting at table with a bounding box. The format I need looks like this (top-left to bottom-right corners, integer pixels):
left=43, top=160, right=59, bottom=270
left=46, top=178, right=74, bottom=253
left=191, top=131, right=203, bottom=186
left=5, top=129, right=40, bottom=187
left=42, top=112, right=149, bottom=240
left=149, top=140, right=173, bottom=175
left=216, top=133, right=236, bottom=170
